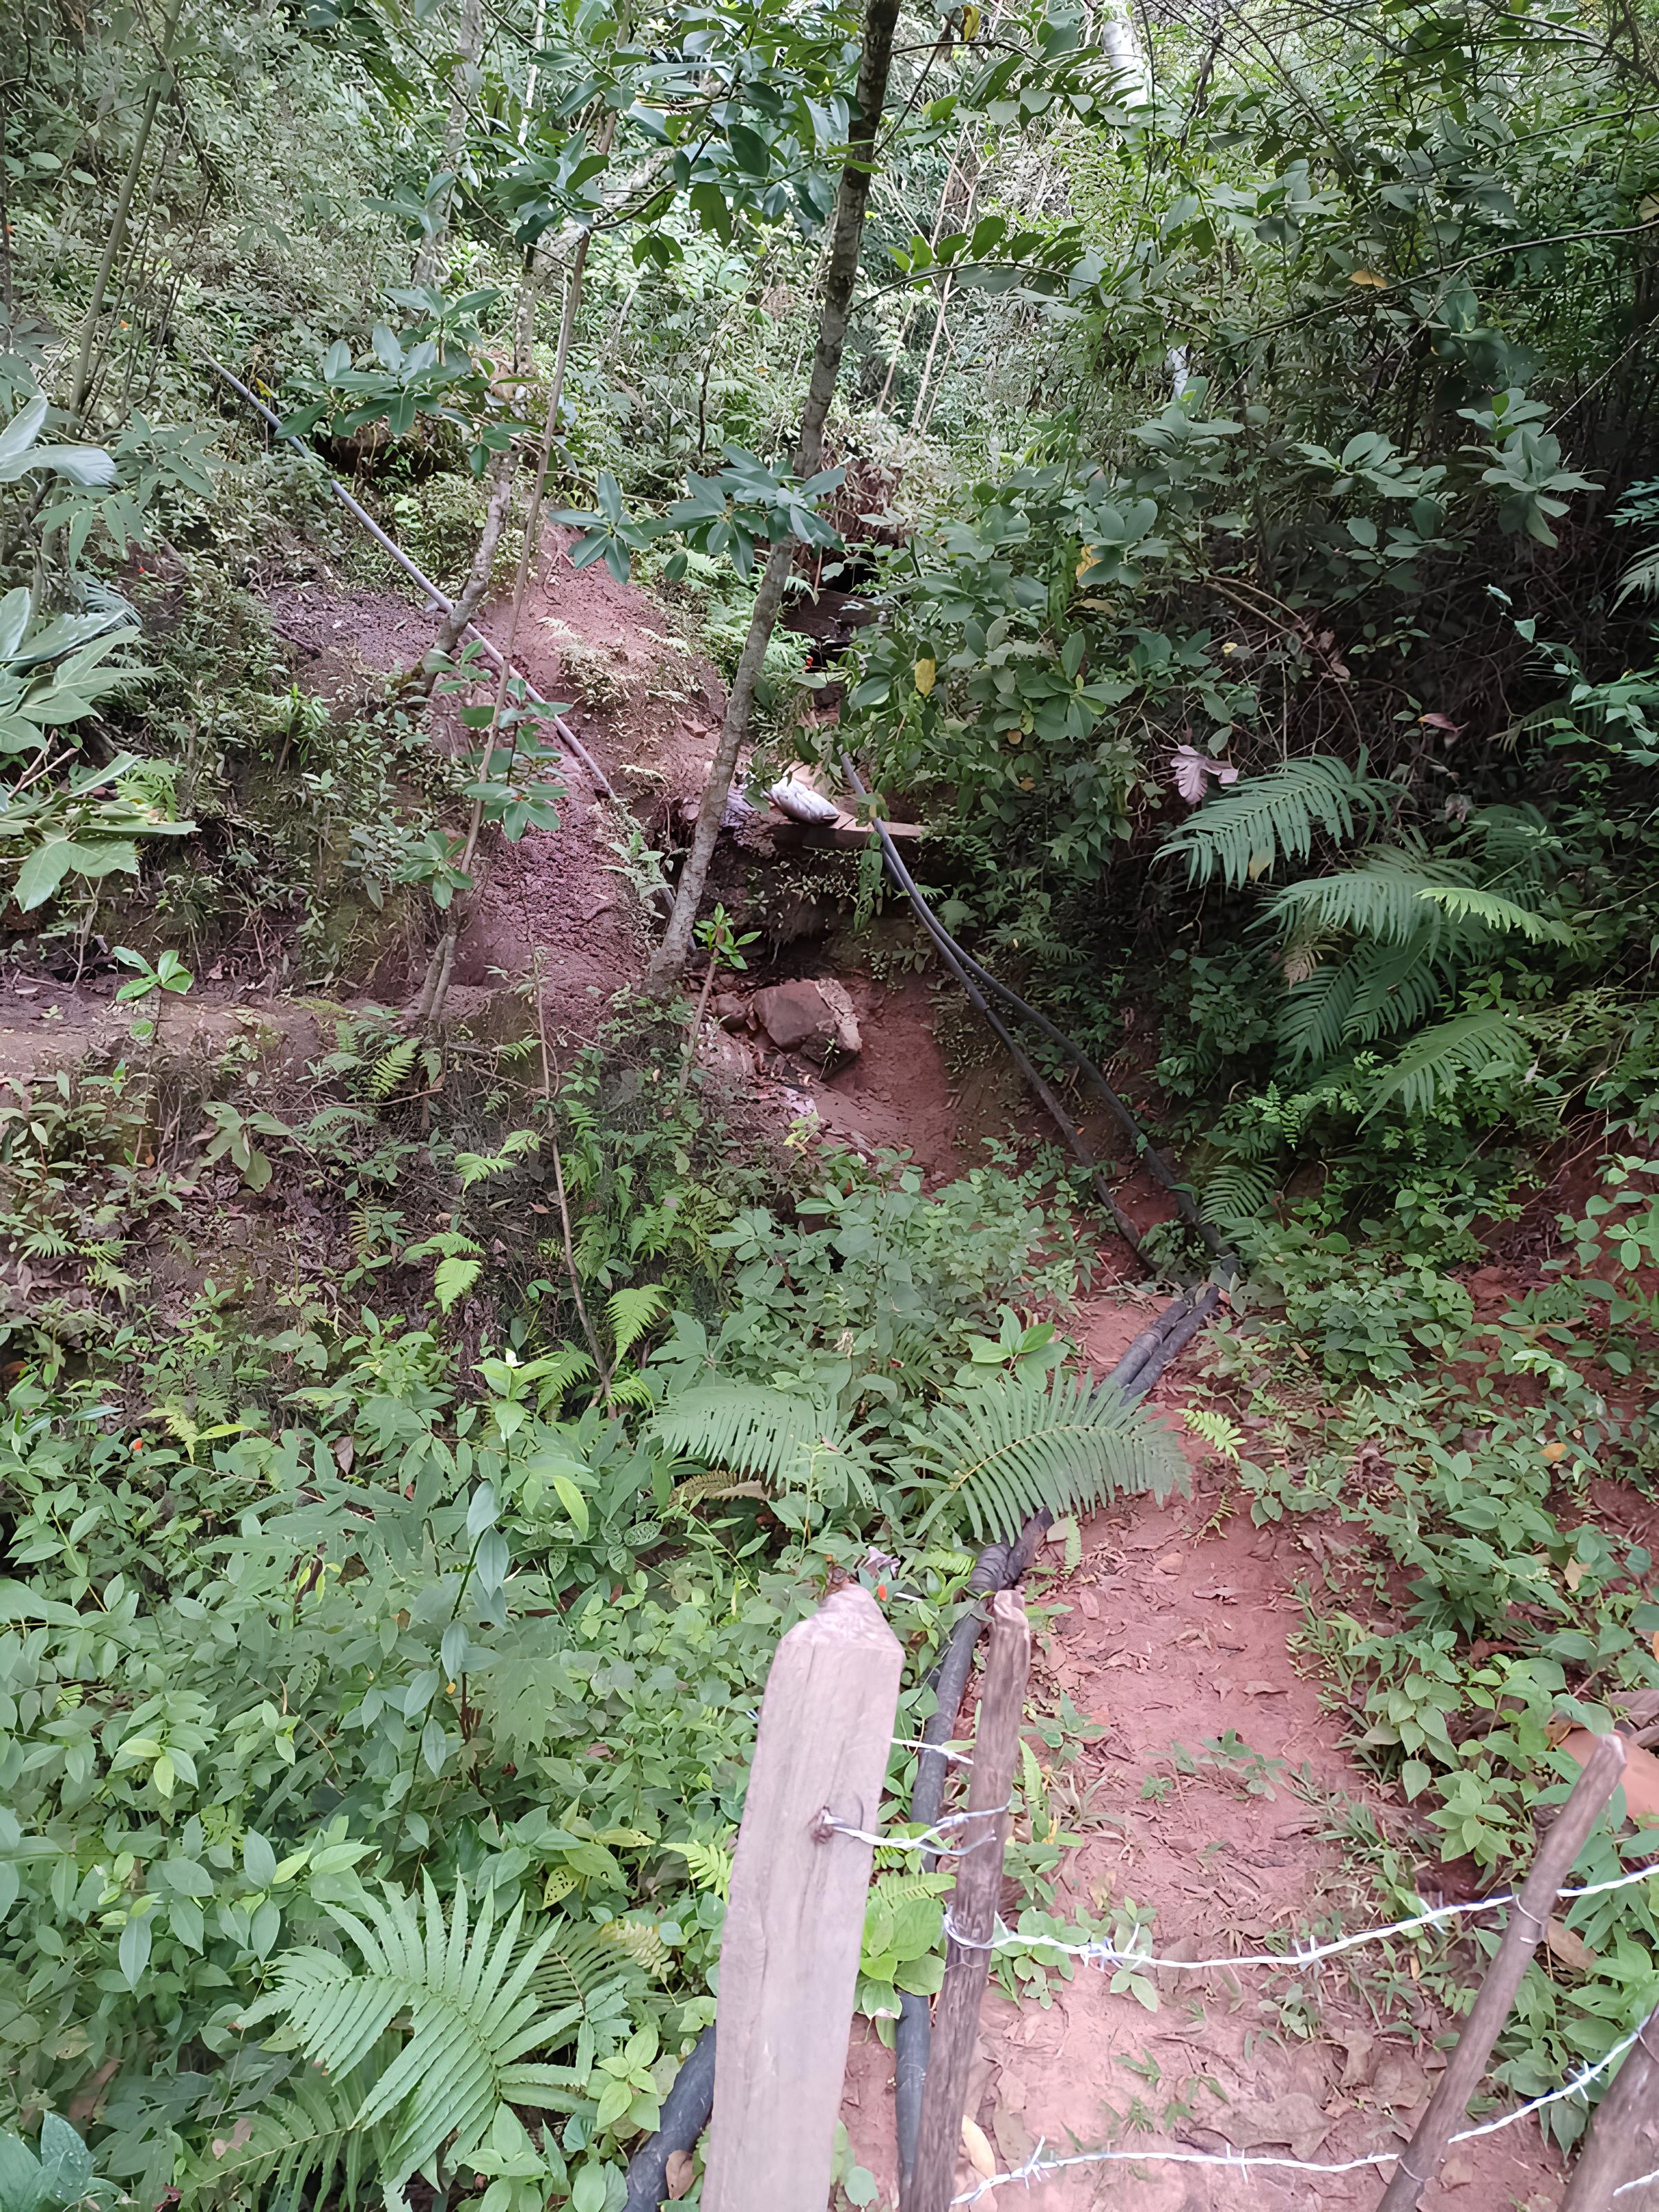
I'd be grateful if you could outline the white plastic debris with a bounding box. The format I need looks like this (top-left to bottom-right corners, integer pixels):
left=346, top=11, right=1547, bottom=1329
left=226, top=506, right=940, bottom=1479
left=769, top=777, right=841, bottom=825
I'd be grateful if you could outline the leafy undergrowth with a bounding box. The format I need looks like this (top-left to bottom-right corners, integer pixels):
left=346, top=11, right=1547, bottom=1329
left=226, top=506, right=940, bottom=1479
left=0, top=1012, right=1188, bottom=2212
left=1183, top=1150, right=1659, bottom=2144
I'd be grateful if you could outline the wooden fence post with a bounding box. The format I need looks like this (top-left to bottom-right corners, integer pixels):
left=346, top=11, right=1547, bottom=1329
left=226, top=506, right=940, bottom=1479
left=1377, top=1731, right=1629, bottom=2211
left=907, top=1589, right=1032, bottom=2212
left=702, top=1584, right=903, bottom=2212
left=1560, top=1998, right=1659, bottom=2211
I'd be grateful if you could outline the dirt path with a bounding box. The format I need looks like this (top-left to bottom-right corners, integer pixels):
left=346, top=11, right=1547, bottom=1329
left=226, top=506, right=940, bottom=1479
left=174, top=541, right=1568, bottom=2209
left=841, top=1314, right=1562, bottom=2211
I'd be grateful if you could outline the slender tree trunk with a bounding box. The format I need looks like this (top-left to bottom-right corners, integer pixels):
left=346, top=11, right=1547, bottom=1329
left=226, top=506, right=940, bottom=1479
left=877, top=138, right=967, bottom=418
left=67, top=0, right=183, bottom=430
left=420, top=124, right=615, bottom=1033
left=429, top=253, right=540, bottom=662
left=911, top=170, right=980, bottom=435
left=646, top=0, right=903, bottom=993
left=414, top=0, right=483, bottom=288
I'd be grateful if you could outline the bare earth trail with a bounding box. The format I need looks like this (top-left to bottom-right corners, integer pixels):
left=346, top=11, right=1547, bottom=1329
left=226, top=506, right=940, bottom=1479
left=0, top=538, right=1564, bottom=2209
left=274, top=543, right=1564, bottom=2209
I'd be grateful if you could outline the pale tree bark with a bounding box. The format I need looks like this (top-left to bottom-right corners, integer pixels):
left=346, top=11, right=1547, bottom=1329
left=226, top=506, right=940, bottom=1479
left=646, top=0, right=903, bottom=991
left=428, top=253, right=540, bottom=663
left=414, top=0, right=484, bottom=288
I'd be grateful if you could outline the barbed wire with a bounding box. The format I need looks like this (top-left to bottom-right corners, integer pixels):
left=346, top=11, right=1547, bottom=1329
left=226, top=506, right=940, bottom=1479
left=820, top=1801, right=1009, bottom=1855
left=940, top=1854, right=1659, bottom=1975
left=948, top=2023, right=1644, bottom=2204
left=890, top=1734, right=974, bottom=1765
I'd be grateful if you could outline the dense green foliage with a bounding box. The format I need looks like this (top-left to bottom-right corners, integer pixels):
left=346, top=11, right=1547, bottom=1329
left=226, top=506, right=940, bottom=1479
left=6, top=0, right=1659, bottom=2202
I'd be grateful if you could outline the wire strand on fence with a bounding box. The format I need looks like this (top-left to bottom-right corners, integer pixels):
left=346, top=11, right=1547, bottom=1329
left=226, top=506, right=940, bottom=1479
left=821, top=1802, right=1010, bottom=1854
left=947, top=2025, right=1645, bottom=2204
left=890, top=1736, right=974, bottom=1765
left=940, top=1854, right=1659, bottom=1976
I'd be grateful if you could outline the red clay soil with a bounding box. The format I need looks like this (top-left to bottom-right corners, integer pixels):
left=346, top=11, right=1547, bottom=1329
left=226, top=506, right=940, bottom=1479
left=838, top=1335, right=1562, bottom=2212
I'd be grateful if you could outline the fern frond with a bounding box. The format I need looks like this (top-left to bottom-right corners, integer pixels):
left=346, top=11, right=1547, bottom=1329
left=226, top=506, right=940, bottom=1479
left=1275, top=958, right=1362, bottom=1068
left=906, top=1371, right=1188, bottom=1543
left=607, top=1283, right=668, bottom=1360
left=597, top=1919, right=673, bottom=1978
left=240, top=1877, right=583, bottom=2209
left=1266, top=850, right=1475, bottom=945
left=1615, top=547, right=1659, bottom=604
left=1338, top=933, right=1459, bottom=1045
left=534, top=1916, right=648, bottom=2011
left=529, top=1347, right=597, bottom=1407
left=366, top=1037, right=418, bottom=1103
left=1277, top=932, right=1458, bottom=1065
left=1161, top=756, right=1394, bottom=888
left=1363, top=1009, right=1530, bottom=1122
left=1184, top=1408, right=1244, bottom=1463
left=1413, top=883, right=1571, bottom=941
left=672, top=1472, right=771, bottom=1506
left=1199, top=1158, right=1277, bottom=1237
left=664, top=1840, right=733, bottom=1900
left=198, top=2056, right=397, bottom=2212
left=649, top=1382, right=840, bottom=1483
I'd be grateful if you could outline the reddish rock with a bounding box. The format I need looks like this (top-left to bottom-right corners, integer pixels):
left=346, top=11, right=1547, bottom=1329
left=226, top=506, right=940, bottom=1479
left=750, top=978, right=862, bottom=1059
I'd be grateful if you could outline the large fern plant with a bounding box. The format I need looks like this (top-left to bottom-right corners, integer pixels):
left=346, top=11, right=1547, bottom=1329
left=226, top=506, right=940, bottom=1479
left=1267, top=828, right=1571, bottom=1071
left=1161, top=754, right=1398, bottom=888
left=900, top=1368, right=1187, bottom=1539
left=233, top=1878, right=588, bottom=2211
left=651, top=1367, right=1183, bottom=1542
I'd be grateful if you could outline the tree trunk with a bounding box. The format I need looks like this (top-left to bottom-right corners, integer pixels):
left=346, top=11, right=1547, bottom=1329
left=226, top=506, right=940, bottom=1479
left=67, top=0, right=184, bottom=431
left=645, top=0, right=903, bottom=992
left=429, top=254, right=539, bottom=662
left=414, top=0, right=483, bottom=288
left=420, top=151, right=609, bottom=1032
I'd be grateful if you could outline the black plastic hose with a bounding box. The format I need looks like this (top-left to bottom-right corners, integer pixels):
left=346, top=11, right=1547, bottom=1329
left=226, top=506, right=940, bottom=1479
left=839, top=758, right=1230, bottom=1266
left=890, top=1295, right=1217, bottom=2192
left=620, top=2024, right=718, bottom=2212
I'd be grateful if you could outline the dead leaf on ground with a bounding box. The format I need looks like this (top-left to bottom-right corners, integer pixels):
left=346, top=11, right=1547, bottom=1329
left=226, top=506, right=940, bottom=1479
left=1242, top=1678, right=1286, bottom=1696
left=1229, top=2090, right=1335, bottom=2160
left=1559, top=1728, right=1659, bottom=1824
left=1338, top=2028, right=1376, bottom=2088
left=995, top=2068, right=1028, bottom=2115
left=1369, top=2049, right=1431, bottom=2111
left=1154, top=1549, right=1186, bottom=1573
left=989, top=2099, right=1037, bottom=2171
left=1544, top=1916, right=1601, bottom=1973
left=960, top=2117, right=997, bottom=2180
left=664, top=2150, right=696, bottom=2200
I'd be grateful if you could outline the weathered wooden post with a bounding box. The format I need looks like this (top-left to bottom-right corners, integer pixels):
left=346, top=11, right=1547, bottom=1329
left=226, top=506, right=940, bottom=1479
left=702, top=1584, right=903, bottom=2212
left=1560, top=1997, right=1659, bottom=2211
left=1378, top=1731, right=1629, bottom=2211
left=907, top=1589, right=1032, bottom=2212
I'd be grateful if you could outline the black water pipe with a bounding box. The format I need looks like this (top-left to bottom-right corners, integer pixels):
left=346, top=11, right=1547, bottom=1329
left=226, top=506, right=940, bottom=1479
left=890, top=1293, right=1220, bottom=2193
left=620, top=2025, right=718, bottom=2212
left=839, top=758, right=1230, bottom=1266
